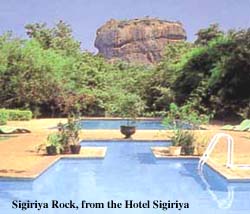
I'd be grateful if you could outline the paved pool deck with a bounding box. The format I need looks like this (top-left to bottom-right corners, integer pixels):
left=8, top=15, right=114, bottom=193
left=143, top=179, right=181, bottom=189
left=0, top=118, right=250, bottom=180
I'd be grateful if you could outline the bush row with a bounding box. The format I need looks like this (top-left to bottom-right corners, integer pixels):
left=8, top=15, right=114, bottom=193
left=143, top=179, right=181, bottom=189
left=0, top=109, right=32, bottom=124
left=0, top=111, right=8, bottom=125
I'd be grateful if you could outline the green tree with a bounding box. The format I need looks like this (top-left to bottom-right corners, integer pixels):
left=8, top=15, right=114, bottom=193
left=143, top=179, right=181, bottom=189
left=144, top=42, right=193, bottom=113
left=25, top=20, right=81, bottom=55
left=195, top=23, right=224, bottom=46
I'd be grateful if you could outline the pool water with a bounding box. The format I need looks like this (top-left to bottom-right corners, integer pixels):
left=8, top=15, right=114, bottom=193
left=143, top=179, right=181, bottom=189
left=0, top=141, right=250, bottom=214
left=78, top=119, right=165, bottom=130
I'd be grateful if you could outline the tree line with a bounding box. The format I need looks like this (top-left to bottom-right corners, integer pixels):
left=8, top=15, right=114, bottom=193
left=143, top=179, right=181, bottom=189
left=0, top=22, right=249, bottom=120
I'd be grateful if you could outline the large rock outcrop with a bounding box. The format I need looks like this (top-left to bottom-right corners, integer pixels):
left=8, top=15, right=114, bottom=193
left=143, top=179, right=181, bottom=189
left=94, top=18, right=187, bottom=64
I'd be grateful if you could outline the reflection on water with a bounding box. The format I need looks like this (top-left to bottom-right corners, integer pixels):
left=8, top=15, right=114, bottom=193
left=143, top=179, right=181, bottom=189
left=198, top=165, right=234, bottom=209
left=181, top=162, right=250, bottom=211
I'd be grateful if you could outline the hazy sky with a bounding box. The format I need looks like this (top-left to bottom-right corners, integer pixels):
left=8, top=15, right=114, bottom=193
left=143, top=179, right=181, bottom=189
left=1, top=0, right=249, bottom=52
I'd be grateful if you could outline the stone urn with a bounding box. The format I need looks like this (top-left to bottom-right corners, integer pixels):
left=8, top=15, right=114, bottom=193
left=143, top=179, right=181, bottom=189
left=120, top=125, right=136, bottom=139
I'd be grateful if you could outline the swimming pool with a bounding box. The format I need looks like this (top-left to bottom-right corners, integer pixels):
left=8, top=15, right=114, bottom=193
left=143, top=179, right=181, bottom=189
left=78, top=119, right=165, bottom=130
left=0, top=141, right=250, bottom=214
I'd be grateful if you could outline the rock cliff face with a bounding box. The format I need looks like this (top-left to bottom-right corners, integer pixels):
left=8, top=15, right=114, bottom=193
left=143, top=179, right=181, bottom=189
left=94, top=18, right=187, bottom=64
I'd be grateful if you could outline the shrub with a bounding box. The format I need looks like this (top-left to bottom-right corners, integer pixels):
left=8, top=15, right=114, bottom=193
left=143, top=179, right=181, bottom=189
left=171, top=129, right=195, bottom=155
left=37, top=132, right=62, bottom=155
left=171, top=129, right=194, bottom=147
left=163, top=103, right=210, bottom=130
left=105, top=93, right=145, bottom=125
left=0, top=111, right=8, bottom=125
left=164, top=103, right=207, bottom=156
left=0, top=109, right=32, bottom=121
left=65, top=116, right=80, bottom=146
left=194, top=135, right=208, bottom=156
left=7, top=109, right=32, bottom=121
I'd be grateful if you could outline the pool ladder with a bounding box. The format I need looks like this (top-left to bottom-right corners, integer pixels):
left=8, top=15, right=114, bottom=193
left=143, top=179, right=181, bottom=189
left=198, top=133, right=235, bottom=209
left=198, top=133, right=234, bottom=171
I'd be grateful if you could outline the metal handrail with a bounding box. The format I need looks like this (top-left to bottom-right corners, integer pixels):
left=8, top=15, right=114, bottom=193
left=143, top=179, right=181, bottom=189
left=198, top=133, right=234, bottom=171
left=197, top=133, right=235, bottom=209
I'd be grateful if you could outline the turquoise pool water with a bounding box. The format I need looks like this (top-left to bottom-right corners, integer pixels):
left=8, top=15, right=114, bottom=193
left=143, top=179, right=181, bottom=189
left=0, top=141, right=250, bottom=214
left=78, top=119, right=165, bottom=129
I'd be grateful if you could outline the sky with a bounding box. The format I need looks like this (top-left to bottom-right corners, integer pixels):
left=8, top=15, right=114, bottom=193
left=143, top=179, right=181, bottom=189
left=0, top=0, right=250, bottom=52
